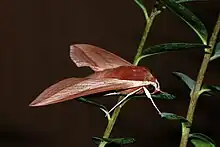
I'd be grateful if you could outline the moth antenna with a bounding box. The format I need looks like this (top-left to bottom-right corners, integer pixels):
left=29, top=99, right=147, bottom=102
left=108, top=87, right=142, bottom=114
left=143, top=87, right=161, bottom=115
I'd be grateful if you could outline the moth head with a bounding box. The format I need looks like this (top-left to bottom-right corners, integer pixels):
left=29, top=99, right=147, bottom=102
left=142, top=79, right=160, bottom=94
left=140, top=66, right=160, bottom=94
left=154, top=79, right=161, bottom=93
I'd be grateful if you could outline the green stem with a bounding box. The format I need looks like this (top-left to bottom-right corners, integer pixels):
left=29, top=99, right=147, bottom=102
left=98, top=96, right=123, bottom=147
left=134, top=8, right=161, bottom=65
left=179, top=13, right=220, bottom=147
left=98, top=9, right=161, bottom=147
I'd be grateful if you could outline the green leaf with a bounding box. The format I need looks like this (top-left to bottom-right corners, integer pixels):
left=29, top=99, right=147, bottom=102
left=132, top=92, right=176, bottom=100
left=173, top=72, right=220, bottom=96
left=201, top=91, right=215, bottom=97
left=152, top=92, right=176, bottom=99
left=161, top=112, right=191, bottom=127
left=207, top=85, right=220, bottom=92
left=138, top=43, right=208, bottom=62
left=176, top=0, right=199, bottom=3
left=159, top=0, right=208, bottom=44
left=92, top=137, right=136, bottom=146
left=92, top=137, right=102, bottom=145
left=201, top=85, right=220, bottom=96
left=77, top=97, right=107, bottom=110
left=134, top=0, right=149, bottom=20
left=210, top=42, right=220, bottom=61
left=92, top=137, right=121, bottom=146
left=143, top=43, right=208, bottom=55
left=172, top=72, right=195, bottom=90
left=107, top=138, right=136, bottom=145
left=198, top=88, right=212, bottom=96
left=189, top=133, right=216, bottom=147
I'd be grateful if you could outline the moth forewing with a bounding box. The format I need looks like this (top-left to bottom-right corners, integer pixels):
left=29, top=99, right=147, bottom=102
left=30, top=78, right=155, bottom=107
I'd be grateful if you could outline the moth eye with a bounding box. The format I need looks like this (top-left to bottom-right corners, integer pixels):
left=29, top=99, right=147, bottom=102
left=147, top=84, right=155, bottom=93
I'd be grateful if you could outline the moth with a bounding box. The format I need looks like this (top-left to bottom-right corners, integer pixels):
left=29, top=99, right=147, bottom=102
left=30, top=44, right=162, bottom=114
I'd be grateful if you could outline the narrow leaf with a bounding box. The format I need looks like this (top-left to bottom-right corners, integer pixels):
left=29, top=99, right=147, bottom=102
left=107, top=138, right=136, bottom=145
left=92, top=137, right=120, bottom=146
left=92, top=137, right=102, bottom=145
left=172, top=72, right=195, bottom=90
left=134, top=0, right=149, bottom=20
left=138, top=43, right=208, bottom=61
left=173, top=72, right=220, bottom=96
left=207, top=85, right=220, bottom=92
left=198, top=88, right=212, bottom=96
left=77, top=97, right=107, bottom=110
left=189, top=133, right=216, bottom=147
left=210, top=42, right=220, bottom=61
left=92, top=137, right=136, bottom=145
left=202, top=91, right=215, bottom=97
left=143, top=43, right=208, bottom=55
left=132, top=92, right=176, bottom=100
left=161, top=112, right=191, bottom=127
left=159, top=0, right=208, bottom=44
left=152, top=92, right=176, bottom=99
left=176, top=0, right=199, bottom=3
left=201, top=85, right=220, bottom=96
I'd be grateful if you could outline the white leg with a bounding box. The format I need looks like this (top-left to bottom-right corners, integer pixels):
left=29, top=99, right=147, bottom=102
left=100, top=108, right=111, bottom=121
left=143, top=87, right=161, bottom=115
left=108, top=87, right=143, bottom=114
left=104, top=92, right=120, bottom=96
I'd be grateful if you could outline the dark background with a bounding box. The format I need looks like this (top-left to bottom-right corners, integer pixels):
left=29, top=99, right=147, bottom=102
left=0, top=0, right=220, bottom=147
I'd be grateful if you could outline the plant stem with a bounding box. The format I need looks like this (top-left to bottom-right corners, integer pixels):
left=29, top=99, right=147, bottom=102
left=98, top=96, right=123, bottom=147
left=98, top=9, right=161, bottom=147
left=134, top=8, right=161, bottom=65
left=179, top=13, right=220, bottom=147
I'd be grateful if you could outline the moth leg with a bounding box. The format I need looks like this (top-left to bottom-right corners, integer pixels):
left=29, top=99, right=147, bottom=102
left=104, top=92, right=120, bottom=96
left=108, top=87, right=142, bottom=114
left=143, top=87, right=161, bottom=115
left=100, top=108, right=111, bottom=121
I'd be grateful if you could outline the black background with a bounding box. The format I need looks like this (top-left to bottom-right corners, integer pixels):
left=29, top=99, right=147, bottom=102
left=0, top=0, right=220, bottom=147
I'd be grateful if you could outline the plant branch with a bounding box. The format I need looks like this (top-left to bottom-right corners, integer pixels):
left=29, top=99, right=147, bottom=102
left=98, top=9, right=161, bottom=147
left=134, top=8, right=161, bottom=65
left=179, top=13, right=220, bottom=147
